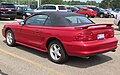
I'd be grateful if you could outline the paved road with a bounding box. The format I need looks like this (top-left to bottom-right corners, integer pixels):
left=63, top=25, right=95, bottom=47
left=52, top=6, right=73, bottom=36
left=0, top=18, right=120, bottom=75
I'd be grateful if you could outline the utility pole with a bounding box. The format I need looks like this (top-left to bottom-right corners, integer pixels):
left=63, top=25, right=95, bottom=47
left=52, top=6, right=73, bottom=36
left=37, top=0, right=41, bottom=8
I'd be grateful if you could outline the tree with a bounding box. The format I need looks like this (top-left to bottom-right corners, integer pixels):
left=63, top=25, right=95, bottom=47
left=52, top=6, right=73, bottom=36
left=99, top=0, right=120, bottom=9
left=42, top=0, right=63, bottom=4
left=0, top=0, right=6, bottom=2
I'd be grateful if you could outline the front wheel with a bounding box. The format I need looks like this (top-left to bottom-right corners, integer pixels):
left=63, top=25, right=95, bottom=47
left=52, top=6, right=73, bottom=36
left=85, top=14, right=89, bottom=18
left=48, top=40, right=68, bottom=64
left=99, top=14, right=104, bottom=18
left=6, top=30, right=16, bottom=46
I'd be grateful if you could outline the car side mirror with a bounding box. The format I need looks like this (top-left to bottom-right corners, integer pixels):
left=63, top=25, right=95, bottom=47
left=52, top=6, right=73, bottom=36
left=19, top=21, right=25, bottom=25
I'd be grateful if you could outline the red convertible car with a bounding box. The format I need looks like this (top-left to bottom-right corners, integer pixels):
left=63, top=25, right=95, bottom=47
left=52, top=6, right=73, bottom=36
left=66, top=7, right=97, bottom=18
left=75, top=8, right=97, bottom=18
left=2, top=12, right=118, bottom=63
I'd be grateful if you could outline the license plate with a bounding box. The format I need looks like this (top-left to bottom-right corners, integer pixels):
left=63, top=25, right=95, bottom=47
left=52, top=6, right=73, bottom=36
left=97, top=34, right=104, bottom=40
left=8, top=10, right=11, bottom=11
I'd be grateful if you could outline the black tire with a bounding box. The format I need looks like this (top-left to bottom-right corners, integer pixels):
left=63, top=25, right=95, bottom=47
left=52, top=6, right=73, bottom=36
left=91, top=16, right=95, bottom=18
left=6, top=30, right=16, bottom=46
left=99, top=14, right=104, bottom=18
left=48, top=40, right=68, bottom=64
left=10, top=17, right=15, bottom=20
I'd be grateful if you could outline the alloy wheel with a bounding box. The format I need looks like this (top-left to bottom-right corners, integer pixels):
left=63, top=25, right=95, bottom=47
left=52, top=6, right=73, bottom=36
left=50, top=44, right=61, bottom=61
left=6, top=32, right=13, bottom=45
left=6, top=30, right=16, bottom=46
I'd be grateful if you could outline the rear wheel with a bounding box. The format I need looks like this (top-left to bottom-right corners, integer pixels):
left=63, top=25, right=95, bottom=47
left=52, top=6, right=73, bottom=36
left=6, top=30, right=16, bottom=46
left=91, top=16, right=95, bottom=18
left=48, top=40, right=68, bottom=64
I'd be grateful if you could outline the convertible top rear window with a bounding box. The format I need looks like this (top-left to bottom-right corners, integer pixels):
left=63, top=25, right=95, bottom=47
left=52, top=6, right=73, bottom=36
left=65, top=16, right=93, bottom=26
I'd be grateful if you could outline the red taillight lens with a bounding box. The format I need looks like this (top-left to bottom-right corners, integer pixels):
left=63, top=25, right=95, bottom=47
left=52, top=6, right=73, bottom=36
left=12, top=8, right=16, bottom=11
left=0, top=8, right=5, bottom=10
left=74, top=31, right=94, bottom=41
left=105, top=30, right=114, bottom=38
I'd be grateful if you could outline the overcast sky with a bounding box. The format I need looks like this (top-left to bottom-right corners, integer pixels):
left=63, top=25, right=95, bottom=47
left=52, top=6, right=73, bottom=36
left=63, top=0, right=103, bottom=3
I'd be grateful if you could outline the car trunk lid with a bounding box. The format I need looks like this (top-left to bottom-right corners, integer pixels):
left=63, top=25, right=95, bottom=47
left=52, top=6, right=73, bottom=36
left=74, top=24, right=114, bottom=41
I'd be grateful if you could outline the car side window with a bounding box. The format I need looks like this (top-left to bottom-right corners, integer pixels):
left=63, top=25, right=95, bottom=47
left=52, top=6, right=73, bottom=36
left=17, top=7, right=22, bottom=11
left=43, top=6, right=56, bottom=10
left=25, top=14, right=48, bottom=26
left=37, top=6, right=43, bottom=10
left=44, top=17, right=52, bottom=26
left=82, top=9, right=87, bottom=11
left=58, top=6, right=66, bottom=10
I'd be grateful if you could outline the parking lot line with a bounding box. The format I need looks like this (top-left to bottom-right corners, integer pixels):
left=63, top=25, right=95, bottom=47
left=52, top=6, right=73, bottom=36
left=0, top=49, right=64, bottom=75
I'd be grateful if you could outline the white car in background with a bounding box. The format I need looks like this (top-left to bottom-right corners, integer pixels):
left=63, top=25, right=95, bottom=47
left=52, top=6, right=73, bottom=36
left=114, top=12, right=120, bottom=30
left=34, top=4, right=68, bottom=12
left=110, top=11, right=117, bottom=18
left=106, top=9, right=117, bottom=18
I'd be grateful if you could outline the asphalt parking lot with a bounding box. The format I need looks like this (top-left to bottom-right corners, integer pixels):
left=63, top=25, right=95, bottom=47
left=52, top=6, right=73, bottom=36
left=0, top=18, right=120, bottom=75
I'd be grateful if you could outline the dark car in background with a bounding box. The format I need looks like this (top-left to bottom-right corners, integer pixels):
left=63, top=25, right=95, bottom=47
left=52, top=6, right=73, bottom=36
left=114, top=8, right=120, bottom=13
left=66, top=6, right=79, bottom=12
left=0, top=2, right=16, bottom=20
left=88, top=7, right=111, bottom=18
left=16, top=5, right=35, bottom=19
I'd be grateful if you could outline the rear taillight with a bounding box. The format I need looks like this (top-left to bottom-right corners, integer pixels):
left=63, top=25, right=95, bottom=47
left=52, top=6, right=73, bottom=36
left=74, top=31, right=94, bottom=41
left=12, top=8, right=16, bottom=11
left=0, top=8, right=5, bottom=10
left=105, top=30, right=114, bottom=38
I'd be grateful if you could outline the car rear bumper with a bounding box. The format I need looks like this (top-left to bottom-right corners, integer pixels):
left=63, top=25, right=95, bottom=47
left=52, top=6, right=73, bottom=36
left=63, top=37, right=118, bottom=57
left=0, top=14, right=16, bottom=18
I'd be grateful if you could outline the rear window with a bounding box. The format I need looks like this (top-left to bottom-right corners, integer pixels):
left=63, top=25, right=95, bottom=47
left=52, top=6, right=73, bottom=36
left=65, top=16, right=93, bottom=26
left=24, top=7, right=32, bottom=11
left=43, top=6, right=56, bottom=10
left=2, top=4, right=15, bottom=8
left=58, top=6, right=66, bottom=10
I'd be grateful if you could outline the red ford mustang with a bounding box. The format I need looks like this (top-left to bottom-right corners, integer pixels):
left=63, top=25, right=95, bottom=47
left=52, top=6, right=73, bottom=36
left=2, top=12, right=118, bottom=63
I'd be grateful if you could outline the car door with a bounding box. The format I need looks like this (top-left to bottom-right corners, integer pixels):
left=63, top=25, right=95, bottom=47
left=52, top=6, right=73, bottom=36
left=20, top=14, right=49, bottom=48
left=79, top=9, right=87, bottom=15
left=16, top=7, right=24, bottom=18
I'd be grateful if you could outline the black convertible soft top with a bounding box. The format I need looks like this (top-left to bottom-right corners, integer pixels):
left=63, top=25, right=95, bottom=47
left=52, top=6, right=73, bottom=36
left=33, top=12, right=93, bottom=26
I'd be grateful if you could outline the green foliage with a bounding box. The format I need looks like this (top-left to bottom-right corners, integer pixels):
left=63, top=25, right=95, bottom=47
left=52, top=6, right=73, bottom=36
left=0, top=0, right=5, bottom=2
left=62, top=1, right=99, bottom=6
left=42, top=0, right=63, bottom=4
left=99, top=0, right=120, bottom=8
